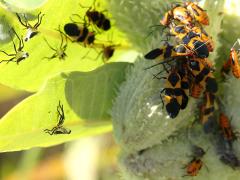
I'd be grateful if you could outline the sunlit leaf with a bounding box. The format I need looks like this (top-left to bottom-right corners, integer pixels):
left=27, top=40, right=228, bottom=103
left=0, top=0, right=130, bottom=91
left=0, top=62, right=131, bottom=152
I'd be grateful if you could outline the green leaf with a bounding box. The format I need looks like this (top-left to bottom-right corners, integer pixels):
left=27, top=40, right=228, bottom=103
left=0, top=62, right=131, bottom=152
left=0, top=0, right=130, bottom=92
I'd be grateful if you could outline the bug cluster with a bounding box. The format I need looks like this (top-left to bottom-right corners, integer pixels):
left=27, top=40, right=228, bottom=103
left=144, top=1, right=240, bottom=176
left=63, top=0, right=118, bottom=63
left=145, top=1, right=217, bottom=119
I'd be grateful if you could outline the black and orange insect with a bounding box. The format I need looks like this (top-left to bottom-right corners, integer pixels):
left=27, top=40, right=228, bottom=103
left=95, top=44, right=118, bottom=63
left=183, top=158, right=203, bottom=176
left=144, top=42, right=192, bottom=62
left=183, top=145, right=207, bottom=177
left=188, top=58, right=217, bottom=96
left=159, top=68, right=189, bottom=118
left=221, top=43, right=240, bottom=79
left=169, top=23, right=214, bottom=52
left=0, top=28, right=29, bottom=64
left=44, top=101, right=71, bottom=135
left=185, top=2, right=209, bottom=25
left=78, top=0, right=111, bottom=31
left=16, top=12, right=44, bottom=41
left=43, top=29, right=67, bottom=60
left=160, top=5, right=193, bottom=26
left=199, top=92, right=216, bottom=133
left=64, top=23, right=95, bottom=46
left=219, top=113, right=237, bottom=142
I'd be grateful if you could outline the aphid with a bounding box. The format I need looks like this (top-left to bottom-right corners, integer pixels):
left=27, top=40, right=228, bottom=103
left=16, top=12, right=44, bottom=41
left=0, top=28, right=29, bottom=64
left=44, top=101, right=71, bottom=135
left=43, top=29, right=67, bottom=60
left=219, top=113, right=237, bottom=142
left=220, top=152, right=240, bottom=169
left=79, top=0, right=111, bottom=31
left=192, top=145, right=206, bottom=158
left=221, top=48, right=240, bottom=79
left=183, top=158, right=203, bottom=177
left=185, top=2, right=209, bottom=25
left=64, top=23, right=95, bottom=46
left=95, top=44, right=118, bottom=63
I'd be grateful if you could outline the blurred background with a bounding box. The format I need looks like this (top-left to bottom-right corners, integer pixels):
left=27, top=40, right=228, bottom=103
left=1, top=0, right=240, bottom=180
left=0, top=84, right=120, bottom=180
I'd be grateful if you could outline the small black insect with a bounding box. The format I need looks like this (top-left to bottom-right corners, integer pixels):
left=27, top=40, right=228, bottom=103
left=94, top=44, right=118, bottom=63
left=64, top=23, right=95, bottom=46
left=79, top=0, right=111, bottom=31
left=0, top=28, right=29, bottom=64
left=44, top=101, right=71, bottom=135
left=43, top=29, right=67, bottom=60
left=16, top=12, right=44, bottom=41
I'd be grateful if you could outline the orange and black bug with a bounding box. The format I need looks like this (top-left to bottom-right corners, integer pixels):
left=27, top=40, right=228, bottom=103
left=183, top=158, right=203, bottom=177
left=183, top=145, right=207, bottom=177
left=199, top=92, right=216, bottom=133
left=78, top=0, right=111, bottom=31
left=219, top=113, right=237, bottom=142
left=169, top=23, right=214, bottom=52
left=160, top=5, right=193, bottom=26
left=16, top=12, right=44, bottom=41
left=43, top=29, right=67, bottom=60
left=221, top=42, right=240, bottom=79
left=0, top=28, right=29, bottom=64
left=64, top=23, right=95, bottom=46
left=144, top=42, right=192, bottom=62
left=185, top=2, right=209, bottom=25
left=190, top=82, right=203, bottom=98
left=44, top=101, right=71, bottom=135
left=159, top=68, right=189, bottom=118
left=188, top=58, right=218, bottom=95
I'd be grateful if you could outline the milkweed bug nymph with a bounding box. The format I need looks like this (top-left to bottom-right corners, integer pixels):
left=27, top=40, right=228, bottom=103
left=0, top=28, right=29, bottom=64
left=16, top=12, right=45, bottom=42
left=221, top=40, right=240, bottom=79
left=185, top=2, right=209, bottom=25
left=44, top=101, right=71, bottom=135
left=160, top=5, right=193, bottom=27
left=64, top=23, right=95, bottom=46
left=183, top=158, right=203, bottom=177
left=43, top=28, right=68, bottom=60
left=219, top=113, right=239, bottom=142
left=159, top=68, right=189, bottom=118
left=183, top=145, right=207, bottom=177
left=79, top=0, right=111, bottom=31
